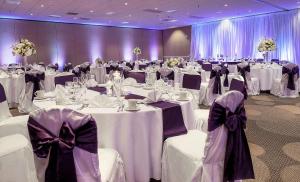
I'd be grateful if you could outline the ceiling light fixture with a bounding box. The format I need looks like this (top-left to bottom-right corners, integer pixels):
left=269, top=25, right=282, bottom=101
left=224, top=4, right=228, bottom=7
left=124, top=2, right=128, bottom=6
left=154, top=8, right=158, bottom=10
left=122, top=21, right=129, bottom=24
left=106, top=11, right=115, bottom=15
left=90, top=10, right=94, bottom=13
left=166, top=10, right=176, bottom=13
left=30, top=13, right=33, bottom=16
left=40, top=4, right=44, bottom=8
left=49, top=15, right=61, bottom=18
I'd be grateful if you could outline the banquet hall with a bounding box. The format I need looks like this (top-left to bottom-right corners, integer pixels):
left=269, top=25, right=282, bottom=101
left=0, top=0, right=300, bottom=181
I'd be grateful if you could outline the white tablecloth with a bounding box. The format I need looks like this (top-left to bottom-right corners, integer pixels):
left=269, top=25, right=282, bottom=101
left=33, top=86, right=196, bottom=182
left=250, top=66, right=282, bottom=91
left=0, top=74, right=25, bottom=106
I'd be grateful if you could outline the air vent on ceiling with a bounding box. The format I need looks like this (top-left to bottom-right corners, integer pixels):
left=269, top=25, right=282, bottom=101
left=5, top=0, right=20, bottom=4
left=49, top=15, right=61, bottom=18
left=161, top=18, right=177, bottom=22
left=79, top=17, right=90, bottom=20
left=189, top=15, right=205, bottom=19
left=143, top=9, right=163, bottom=14
left=67, top=12, right=79, bottom=15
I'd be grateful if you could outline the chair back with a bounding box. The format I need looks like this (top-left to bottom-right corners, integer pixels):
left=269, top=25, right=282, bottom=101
left=203, top=91, right=254, bottom=181
left=27, top=108, right=101, bottom=182
left=182, top=74, right=201, bottom=90
left=282, top=63, right=299, bottom=90
left=202, top=63, right=212, bottom=71
left=124, top=71, right=146, bottom=83
left=0, top=83, right=12, bottom=121
left=209, top=66, right=223, bottom=94
left=55, top=74, right=76, bottom=85
left=230, top=76, right=248, bottom=99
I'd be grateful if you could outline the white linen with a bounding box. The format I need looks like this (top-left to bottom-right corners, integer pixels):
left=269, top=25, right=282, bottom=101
left=0, top=73, right=25, bottom=106
left=33, top=86, right=196, bottom=182
left=0, top=134, right=38, bottom=182
left=44, top=71, right=56, bottom=92
left=0, top=100, right=12, bottom=122
left=90, top=66, right=107, bottom=84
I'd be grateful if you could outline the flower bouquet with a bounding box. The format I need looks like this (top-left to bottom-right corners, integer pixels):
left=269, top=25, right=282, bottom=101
left=166, top=58, right=180, bottom=68
left=12, top=38, right=37, bottom=65
left=133, top=47, right=141, bottom=61
left=258, top=38, right=276, bottom=62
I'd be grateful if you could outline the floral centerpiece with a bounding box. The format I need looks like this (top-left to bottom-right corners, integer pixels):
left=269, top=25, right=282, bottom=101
left=166, top=58, right=180, bottom=68
left=133, top=47, right=141, bottom=61
left=258, top=38, right=276, bottom=62
left=12, top=38, right=36, bottom=65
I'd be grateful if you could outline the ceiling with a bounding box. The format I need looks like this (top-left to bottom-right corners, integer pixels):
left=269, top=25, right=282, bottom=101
left=0, top=0, right=299, bottom=30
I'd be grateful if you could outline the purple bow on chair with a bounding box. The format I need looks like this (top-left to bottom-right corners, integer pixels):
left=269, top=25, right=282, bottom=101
left=55, top=75, right=76, bottom=85
left=0, top=83, right=6, bottom=102
left=282, top=66, right=299, bottom=90
left=25, top=72, right=45, bottom=100
left=208, top=102, right=254, bottom=181
left=28, top=116, right=98, bottom=182
left=202, top=63, right=212, bottom=71
left=221, top=67, right=229, bottom=87
left=237, top=65, right=250, bottom=87
left=210, top=69, right=222, bottom=94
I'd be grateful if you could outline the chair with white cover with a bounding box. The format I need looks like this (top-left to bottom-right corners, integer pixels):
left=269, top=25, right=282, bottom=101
left=0, top=134, right=38, bottom=182
left=271, top=63, right=299, bottom=98
left=18, top=71, right=45, bottom=113
left=229, top=75, right=248, bottom=99
left=0, top=82, right=12, bottom=121
left=162, top=91, right=255, bottom=182
left=237, top=62, right=259, bottom=95
left=27, top=108, right=126, bottom=182
left=204, top=66, right=225, bottom=106
left=54, top=72, right=76, bottom=86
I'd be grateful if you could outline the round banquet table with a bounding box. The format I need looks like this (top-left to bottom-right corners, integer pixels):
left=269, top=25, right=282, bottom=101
left=250, top=66, right=282, bottom=91
left=33, top=86, right=196, bottom=182
left=0, top=73, right=25, bottom=106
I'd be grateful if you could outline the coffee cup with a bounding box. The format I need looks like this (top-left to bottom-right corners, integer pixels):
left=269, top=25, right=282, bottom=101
left=127, top=99, right=138, bottom=109
left=179, top=91, right=188, bottom=99
left=35, top=90, right=45, bottom=98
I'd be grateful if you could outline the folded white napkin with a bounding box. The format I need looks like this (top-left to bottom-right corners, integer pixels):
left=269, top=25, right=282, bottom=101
left=55, top=85, right=71, bottom=105
left=88, top=95, right=118, bottom=108
left=123, top=78, right=137, bottom=86
left=154, top=79, right=165, bottom=88
left=145, top=90, right=163, bottom=103
left=86, top=79, right=98, bottom=87
left=0, top=71, right=9, bottom=78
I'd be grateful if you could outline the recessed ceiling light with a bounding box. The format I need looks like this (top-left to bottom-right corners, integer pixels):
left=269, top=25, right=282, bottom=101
left=169, top=19, right=177, bottom=22
left=128, top=14, right=132, bottom=17
left=224, top=4, right=228, bottom=7
left=166, top=10, right=176, bottom=13
left=154, top=8, right=158, bottom=10
left=124, top=2, right=128, bottom=6
left=30, top=13, right=33, bottom=16
left=106, top=11, right=115, bottom=15
left=73, top=17, right=78, bottom=20
left=40, top=4, right=44, bottom=8
left=49, top=15, right=61, bottom=18
left=89, top=10, right=94, bottom=13
left=122, top=21, right=129, bottom=24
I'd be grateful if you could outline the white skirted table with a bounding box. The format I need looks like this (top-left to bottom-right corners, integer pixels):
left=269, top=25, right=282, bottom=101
left=0, top=73, right=25, bottom=106
left=33, top=86, right=196, bottom=182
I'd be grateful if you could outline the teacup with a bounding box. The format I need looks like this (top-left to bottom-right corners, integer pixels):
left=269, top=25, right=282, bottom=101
left=35, top=90, right=45, bottom=98
left=179, top=91, right=188, bottom=100
left=127, top=99, right=138, bottom=109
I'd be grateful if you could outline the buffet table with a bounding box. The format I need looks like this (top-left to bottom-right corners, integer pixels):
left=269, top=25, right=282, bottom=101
left=33, top=86, right=196, bottom=182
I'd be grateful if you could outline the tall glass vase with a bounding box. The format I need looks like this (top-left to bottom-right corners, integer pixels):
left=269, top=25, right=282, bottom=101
left=22, top=56, right=28, bottom=66
left=263, top=52, right=269, bottom=62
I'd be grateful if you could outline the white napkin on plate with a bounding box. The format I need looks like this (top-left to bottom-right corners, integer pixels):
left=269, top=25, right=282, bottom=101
left=55, top=85, right=71, bottom=105
left=154, top=79, right=165, bottom=88
left=123, top=78, right=137, bottom=86
left=88, top=95, right=118, bottom=108
left=145, top=90, right=163, bottom=103
left=86, top=79, right=98, bottom=87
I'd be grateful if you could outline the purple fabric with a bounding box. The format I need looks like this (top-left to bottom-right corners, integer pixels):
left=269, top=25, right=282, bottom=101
left=182, top=74, right=201, bottom=90
left=27, top=116, right=98, bottom=182
left=237, top=65, right=250, bottom=87
left=148, top=101, right=187, bottom=140
left=210, top=69, right=222, bottom=94
left=156, top=71, right=175, bottom=80
left=282, top=66, right=299, bottom=90
left=221, top=67, right=229, bottom=87
left=0, top=83, right=6, bottom=102
left=126, top=62, right=135, bottom=69
left=106, top=65, right=121, bottom=73
left=271, top=59, right=280, bottom=64
left=202, top=64, right=212, bottom=71
left=124, top=71, right=146, bottom=83
left=63, top=63, right=73, bottom=72
left=25, top=72, right=45, bottom=100
left=80, top=64, right=91, bottom=74
left=208, top=102, right=254, bottom=181
left=88, top=86, right=107, bottom=94
left=48, top=64, right=58, bottom=71
left=139, top=64, right=148, bottom=70
left=125, top=94, right=146, bottom=100
left=230, top=79, right=248, bottom=99
left=55, top=75, right=76, bottom=86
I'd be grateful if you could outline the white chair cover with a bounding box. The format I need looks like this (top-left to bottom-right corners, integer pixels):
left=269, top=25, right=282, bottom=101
left=237, top=63, right=259, bottom=95
left=162, top=91, right=245, bottom=182
left=0, top=83, right=12, bottom=121
left=0, top=134, right=38, bottom=182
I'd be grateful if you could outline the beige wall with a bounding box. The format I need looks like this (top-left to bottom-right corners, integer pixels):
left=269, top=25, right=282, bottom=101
left=162, top=26, right=191, bottom=57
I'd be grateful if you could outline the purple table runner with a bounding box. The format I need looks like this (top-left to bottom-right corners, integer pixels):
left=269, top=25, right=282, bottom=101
left=125, top=94, right=146, bottom=100
left=148, top=101, right=187, bottom=140
left=88, top=86, right=107, bottom=94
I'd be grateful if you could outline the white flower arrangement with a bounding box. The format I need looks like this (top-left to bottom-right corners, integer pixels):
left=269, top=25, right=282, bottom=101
left=166, top=58, right=180, bottom=68
left=133, top=47, right=142, bottom=56
left=258, top=38, right=276, bottom=52
left=12, top=38, right=37, bottom=57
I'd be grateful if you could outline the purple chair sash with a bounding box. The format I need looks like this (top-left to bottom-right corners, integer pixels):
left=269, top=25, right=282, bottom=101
left=282, top=66, right=299, bottom=90
left=25, top=72, right=45, bottom=100
left=0, top=83, right=6, bottom=102
left=48, top=64, right=59, bottom=71
left=210, top=69, right=222, bottom=94
left=271, top=59, right=280, bottom=64
left=125, top=94, right=146, bottom=100
left=156, top=71, right=175, bottom=80
left=126, top=62, right=135, bottom=70
left=63, top=63, right=73, bottom=72
left=139, top=64, right=148, bottom=70
left=237, top=65, right=250, bottom=87
left=124, top=71, right=146, bottom=83
left=230, top=79, right=248, bottom=99
left=148, top=101, right=187, bottom=140
left=80, top=64, right=90, bottom=74
left=55, top=75, right=75, bottom=86
left=27, top=116, right=98, bottom=182
left=202, top=64, right=212, bottom=71
left=182, top=74, right=201, bottom=90
left=221, top=67, right=229, bottom=87
left=208, top=102, right=254, bottom=181
left=88, top=86, right=107, bottom=94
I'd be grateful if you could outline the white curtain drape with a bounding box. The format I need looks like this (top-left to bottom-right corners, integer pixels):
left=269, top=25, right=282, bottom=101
left=191, top=9, right=300, bottom=64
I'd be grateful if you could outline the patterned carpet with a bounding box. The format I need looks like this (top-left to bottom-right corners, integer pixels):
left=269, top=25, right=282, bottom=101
left=243, top=94, right=300, bottom=182
left=10, top=94, right=300, bottom=182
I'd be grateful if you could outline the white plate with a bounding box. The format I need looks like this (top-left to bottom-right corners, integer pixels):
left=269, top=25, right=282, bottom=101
left=133, top=84, right=143, bottom=88
left=34, top=96, right=47, bottom=100
left=125, top=106, right=141, bottom=111
left=176, top=97, right=189, bottom=101
left=143, top=86, right=154, bottom=90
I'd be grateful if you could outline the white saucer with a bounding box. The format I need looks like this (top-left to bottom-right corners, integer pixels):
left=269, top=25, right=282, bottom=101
left=143, top=86, right=153, bottom=90
left=176, top=97, right=189, bottom=101
left=133, top=84, right=143, bottom=88
left=35, top=96, right=47, bottom=100
left=125, top=106, right=140, bottom=111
